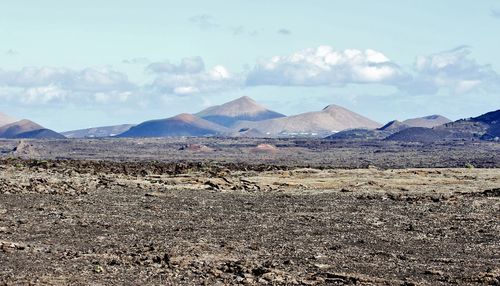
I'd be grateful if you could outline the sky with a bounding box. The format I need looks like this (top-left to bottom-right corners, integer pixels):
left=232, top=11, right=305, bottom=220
left=1, top=0, right=499, bottom=131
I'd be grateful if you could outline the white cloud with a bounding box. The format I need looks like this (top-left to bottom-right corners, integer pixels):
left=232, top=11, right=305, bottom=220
left=246, top=46, right=406, bottom=86
left=1, top=67, right=69, bottom=87
left=1, top=46, right=498, bottom=107
left=209, top=65, right=231, bottom=79
left=0, top=66, right=136, bottom=105
left=400, top=46, right=500, bottom=95
left=20, top=85, right=68, bottom=104
left=75, top=67, right=133, bottom=92
left=94, top=91, right=132, bottom=104
left=0, top=66, right=133, bottom=92
left=173, top=86, right=200, bottom=95
left=148, top=58, right=240, bottom=95
left=245, top=45, right=500, bottom=96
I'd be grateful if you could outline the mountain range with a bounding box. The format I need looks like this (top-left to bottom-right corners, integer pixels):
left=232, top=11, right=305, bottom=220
left=387, top=109, right=500, bottom=142
left=326, top=110, right=498, bottom=142
left=1, top=96, right=498, bottom=142
left=327, top=115, right=452, bottom=140
left=114, top=99, right=383, bottom=138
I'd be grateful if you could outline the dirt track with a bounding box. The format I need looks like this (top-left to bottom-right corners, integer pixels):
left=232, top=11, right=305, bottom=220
left=1, top=157, right=499, bottom=285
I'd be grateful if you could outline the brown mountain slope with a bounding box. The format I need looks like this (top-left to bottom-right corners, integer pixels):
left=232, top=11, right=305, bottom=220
left=0, top=119, right=64, bottom=139
left=233, top=104, right=380, bottom=137
left=402, top=115, right=451, bottom=128
left=118, top=113, right=229, bottom=138
left=195, top=96, right=285, bottom=127
left=0, top=119, right=44, bottom=138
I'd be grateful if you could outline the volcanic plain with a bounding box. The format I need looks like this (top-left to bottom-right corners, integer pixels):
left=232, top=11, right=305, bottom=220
left=0, top=138, right=499, bottom=285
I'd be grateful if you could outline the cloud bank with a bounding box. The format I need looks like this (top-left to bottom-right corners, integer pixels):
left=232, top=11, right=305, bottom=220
left=0, top=66, right=133, bottom=92
left=148, top=57, right=241, bottom=95
left=0, top=66, right=136, bottom=105
left=246, top=45, right=500, bottom=96
left=0, top=46, right=498, bottom=106
left=246, top=46, right=407, bottom=86
left=401, top=46, right=500, bottom=95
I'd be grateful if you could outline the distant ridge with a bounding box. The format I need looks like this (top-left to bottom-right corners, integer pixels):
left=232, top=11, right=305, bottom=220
left=387, top=109, right=500, bottom=142
left=14, top=128, right=66, bottom=139
left=435, top=109, right=500, bottom=140
left=233, top=104, right=381, bottom=137
left=117, top=113, right=229, bottom=138
left=63, top=124, right=135, bottom=138
left=327, top=114, right=452, bottom=140
left=196, top=96, right=285, bottom=127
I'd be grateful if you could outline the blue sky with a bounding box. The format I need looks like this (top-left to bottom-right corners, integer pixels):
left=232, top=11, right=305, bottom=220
left=1, top=0, right=499, bottom=131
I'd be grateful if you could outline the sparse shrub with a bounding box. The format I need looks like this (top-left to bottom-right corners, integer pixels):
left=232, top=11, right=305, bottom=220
left=465, top=162, right=475, bottom=169
left=93, top=264, right=103, bottom=273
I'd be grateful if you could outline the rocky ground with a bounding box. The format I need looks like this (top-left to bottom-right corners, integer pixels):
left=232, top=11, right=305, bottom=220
left=0, top=138, right=499, bottom=168
left=0, top=152, right=499, bottom=285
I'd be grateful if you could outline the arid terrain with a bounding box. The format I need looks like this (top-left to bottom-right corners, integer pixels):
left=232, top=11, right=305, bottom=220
left=0, top=138, right=499, bottom=285
left=0, top=138, right=499, bottom=168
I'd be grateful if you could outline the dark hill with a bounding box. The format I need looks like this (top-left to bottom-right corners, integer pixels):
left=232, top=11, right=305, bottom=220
left=118, top=113, right=228, bottom=138
left=386, top=110, right=499, bottom=142
left=326, top=129, right=389, bottom=140
left=386, top=127, right=452, bottom=142
left=378, top=120, right=412, bottom=133
left=14, top=129, right=66, bottom=139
